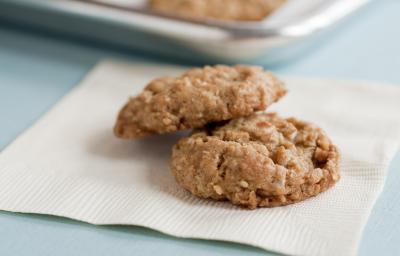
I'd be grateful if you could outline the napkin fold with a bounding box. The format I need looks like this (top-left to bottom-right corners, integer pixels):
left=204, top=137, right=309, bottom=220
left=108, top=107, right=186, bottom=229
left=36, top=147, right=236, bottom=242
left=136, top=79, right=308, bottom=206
left=1, top=60, right=400, bottom=256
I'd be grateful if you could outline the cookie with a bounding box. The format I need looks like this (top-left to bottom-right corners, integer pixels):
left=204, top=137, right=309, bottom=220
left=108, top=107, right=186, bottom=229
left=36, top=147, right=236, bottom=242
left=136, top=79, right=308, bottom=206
left=170, top=113, right=340, bottom=209
left=114, top=65, right=286, bottom=138
left=149, top=0, right=286, bottom=21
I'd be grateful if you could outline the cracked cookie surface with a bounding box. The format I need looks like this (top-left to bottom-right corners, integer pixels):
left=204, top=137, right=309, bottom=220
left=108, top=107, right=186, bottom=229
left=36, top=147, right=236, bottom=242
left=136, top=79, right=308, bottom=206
left=149, top=0, right=286, bottom=21
left=170, top=113, right=340, bottom=209
left=114, top=65, right=286, bottom=138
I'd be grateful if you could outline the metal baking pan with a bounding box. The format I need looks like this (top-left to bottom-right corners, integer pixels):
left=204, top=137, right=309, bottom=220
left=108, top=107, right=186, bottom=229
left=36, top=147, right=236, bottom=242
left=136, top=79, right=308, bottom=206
left=0, top=0, right=369, bottom=64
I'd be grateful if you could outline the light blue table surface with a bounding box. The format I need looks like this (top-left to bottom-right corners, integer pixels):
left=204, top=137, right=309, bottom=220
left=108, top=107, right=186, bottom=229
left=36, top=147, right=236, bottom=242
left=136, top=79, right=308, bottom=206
left=1, top=1, right=400, bottom=255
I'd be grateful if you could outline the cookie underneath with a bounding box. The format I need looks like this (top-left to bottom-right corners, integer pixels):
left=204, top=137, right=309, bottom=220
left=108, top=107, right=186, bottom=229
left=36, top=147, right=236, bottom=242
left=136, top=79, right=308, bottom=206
left=149, top=0, right=286, bottom=21
left=170, top=113, right=340, bottom=209
left=114, top=65, right=286, bottom=138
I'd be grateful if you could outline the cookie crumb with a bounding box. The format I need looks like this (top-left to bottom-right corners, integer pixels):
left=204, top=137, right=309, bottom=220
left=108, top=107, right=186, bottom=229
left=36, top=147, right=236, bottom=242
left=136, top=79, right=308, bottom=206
left=239, top=180, right=249, bottom=188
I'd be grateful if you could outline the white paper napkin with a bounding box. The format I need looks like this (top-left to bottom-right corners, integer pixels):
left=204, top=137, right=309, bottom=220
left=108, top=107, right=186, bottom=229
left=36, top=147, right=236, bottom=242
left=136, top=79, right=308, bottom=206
left=1, top=60, right=400, bottom=256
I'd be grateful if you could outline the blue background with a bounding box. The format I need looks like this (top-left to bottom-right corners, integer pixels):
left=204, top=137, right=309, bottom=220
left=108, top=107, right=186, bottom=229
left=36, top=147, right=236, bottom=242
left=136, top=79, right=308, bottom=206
left=1, top=1, right=400, bottom=255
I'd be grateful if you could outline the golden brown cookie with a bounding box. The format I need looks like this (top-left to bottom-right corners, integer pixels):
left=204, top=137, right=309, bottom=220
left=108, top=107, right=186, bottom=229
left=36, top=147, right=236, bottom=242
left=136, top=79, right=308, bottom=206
left=170, top=113, right=340, bottom=209
left=114, top=65, right=286, bottom=138
left=149, top=0, right=286, bottom=21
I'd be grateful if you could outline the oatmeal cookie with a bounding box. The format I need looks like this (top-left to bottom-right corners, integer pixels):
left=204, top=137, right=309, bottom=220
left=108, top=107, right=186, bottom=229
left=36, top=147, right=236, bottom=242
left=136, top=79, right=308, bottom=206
left=149, top=0, right=286, bottom=21
left=114, top=65, right=286, bottom=138
left=170, top=113, right=340, bottom=209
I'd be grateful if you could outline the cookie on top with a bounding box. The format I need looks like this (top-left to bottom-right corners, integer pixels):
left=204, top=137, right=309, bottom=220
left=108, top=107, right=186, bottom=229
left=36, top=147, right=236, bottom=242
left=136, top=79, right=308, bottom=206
left=114, top=65, right=286, bottom=138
